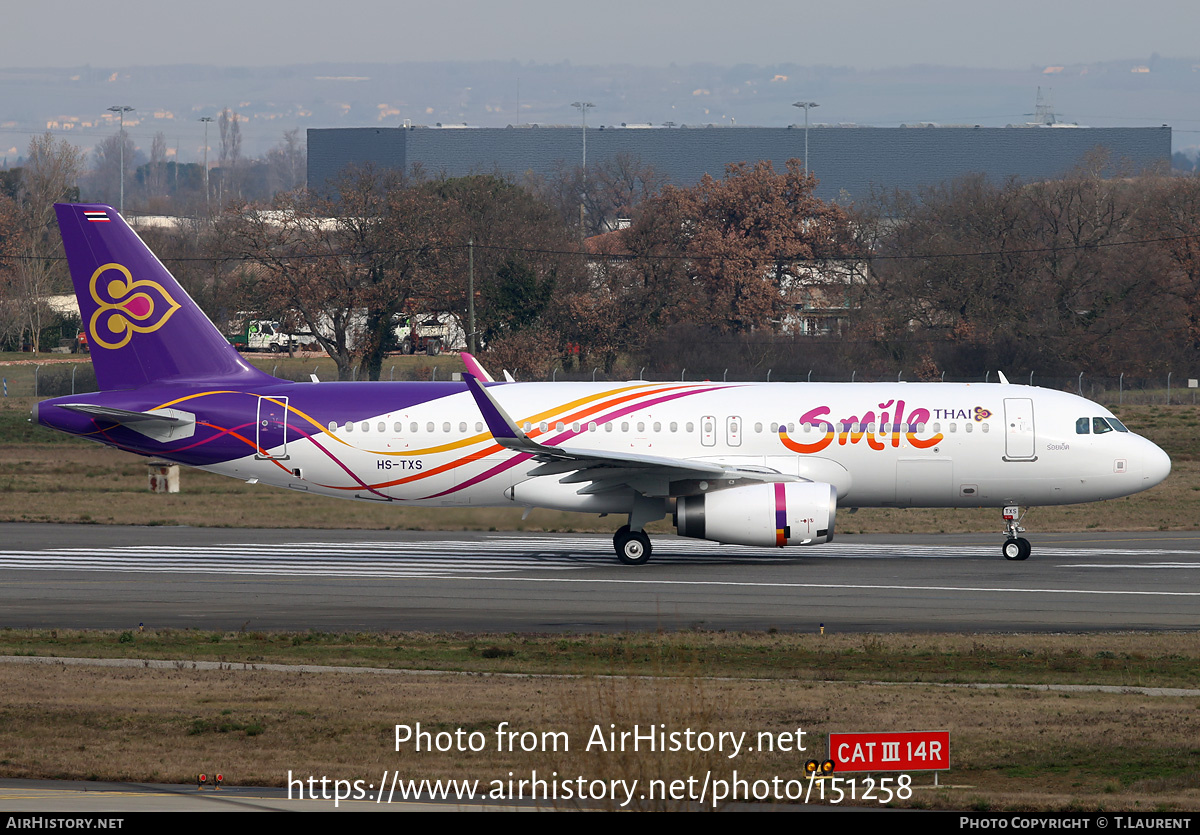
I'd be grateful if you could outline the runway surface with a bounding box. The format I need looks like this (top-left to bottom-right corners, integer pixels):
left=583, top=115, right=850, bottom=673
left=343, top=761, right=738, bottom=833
left=0, top=524, right=1198, bottom=632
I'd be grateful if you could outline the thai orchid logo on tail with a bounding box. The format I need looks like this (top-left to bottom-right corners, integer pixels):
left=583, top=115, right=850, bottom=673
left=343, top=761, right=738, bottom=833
left=87, top=263, right=182, bottom=349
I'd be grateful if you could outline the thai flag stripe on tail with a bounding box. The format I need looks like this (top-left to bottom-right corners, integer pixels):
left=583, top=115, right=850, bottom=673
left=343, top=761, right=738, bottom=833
left=83, top=210, right=110, bottom=222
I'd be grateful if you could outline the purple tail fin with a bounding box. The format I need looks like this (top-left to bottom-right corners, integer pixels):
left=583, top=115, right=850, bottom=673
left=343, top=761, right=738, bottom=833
left=55, top=203, right=276, bottom=391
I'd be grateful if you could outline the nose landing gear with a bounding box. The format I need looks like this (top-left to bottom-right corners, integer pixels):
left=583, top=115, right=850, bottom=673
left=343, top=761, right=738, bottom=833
left=1002, top=505, right=1032, bottom=561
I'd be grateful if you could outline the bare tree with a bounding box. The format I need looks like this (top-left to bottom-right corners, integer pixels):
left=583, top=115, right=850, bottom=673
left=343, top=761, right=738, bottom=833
left=87, top=131, right=137, bottom=207
left=267, top=128, right=306, bottom=195
left=218, top=108, right=242, bottom=203
left=146, top=131, right=168, bottom=205
left=530, top=154, right=666, bottom=237
left=0, top=194, right=28, bottom=349
left=12, top=132, right=84, bottom=351
left=223, top=167, right=459, bottom=381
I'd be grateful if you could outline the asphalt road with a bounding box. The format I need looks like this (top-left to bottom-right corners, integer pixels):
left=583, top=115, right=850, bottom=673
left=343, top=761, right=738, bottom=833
left=1, top=524, right=1197, bottom=632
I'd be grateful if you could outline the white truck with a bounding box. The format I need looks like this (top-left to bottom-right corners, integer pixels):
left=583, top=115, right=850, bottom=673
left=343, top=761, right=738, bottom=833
left=395, top=313, right=464, bottom=355
left=228, top=320, right=298, bottom=353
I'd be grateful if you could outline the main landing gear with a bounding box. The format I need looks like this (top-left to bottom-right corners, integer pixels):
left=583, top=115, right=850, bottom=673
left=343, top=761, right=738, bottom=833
left=614, top=525, right=652, bottom=565
left=613, top=495, right=666, bottom=565
left=1002, top=505, right=1032, bottom=561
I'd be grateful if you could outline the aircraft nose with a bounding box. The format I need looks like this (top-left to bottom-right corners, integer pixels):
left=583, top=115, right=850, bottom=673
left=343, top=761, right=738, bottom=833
left=1142, top=441, right=1172, bottom=488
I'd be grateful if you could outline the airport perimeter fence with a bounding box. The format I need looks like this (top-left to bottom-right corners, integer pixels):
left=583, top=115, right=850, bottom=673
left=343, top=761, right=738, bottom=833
left=4, top=356, right=1199, bottom=410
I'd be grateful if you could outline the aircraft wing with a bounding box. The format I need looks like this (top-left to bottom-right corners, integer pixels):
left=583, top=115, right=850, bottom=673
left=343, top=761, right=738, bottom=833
left=463, top=373, right=797, bottom=497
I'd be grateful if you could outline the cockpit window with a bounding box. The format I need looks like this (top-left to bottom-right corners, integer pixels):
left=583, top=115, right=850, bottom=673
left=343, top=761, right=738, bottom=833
left=1108, top=417, right=1130, bottom=433
left=1076, top=417, right=1090, bottom=434
left=1093, top=417, right=1114, bottom=435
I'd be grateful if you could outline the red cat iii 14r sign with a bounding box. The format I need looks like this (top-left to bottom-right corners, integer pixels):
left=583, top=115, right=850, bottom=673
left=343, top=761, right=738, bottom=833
left=828, top=731, right=950, bottom=772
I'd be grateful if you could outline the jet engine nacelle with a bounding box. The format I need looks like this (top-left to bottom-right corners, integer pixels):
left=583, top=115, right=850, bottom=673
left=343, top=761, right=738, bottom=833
left=675, top=481, right=837, bottom=547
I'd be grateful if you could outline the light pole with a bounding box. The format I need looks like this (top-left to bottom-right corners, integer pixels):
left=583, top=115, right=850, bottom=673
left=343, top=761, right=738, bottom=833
left=107, top=105, right=134, bottom=214
left=791, top=101, right=819, bottom=171
left=199, top=116, right=214, bottom=217
left=571, top=101, right=594, bottom=236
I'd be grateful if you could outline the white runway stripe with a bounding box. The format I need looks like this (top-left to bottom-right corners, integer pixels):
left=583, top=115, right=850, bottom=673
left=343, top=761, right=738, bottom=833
left=0, top=535, right=1198, bottom=578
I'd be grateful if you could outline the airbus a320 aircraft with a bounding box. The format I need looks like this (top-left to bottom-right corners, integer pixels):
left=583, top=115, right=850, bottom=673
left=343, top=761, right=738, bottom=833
left=35, top=204, right=1172, bottom=564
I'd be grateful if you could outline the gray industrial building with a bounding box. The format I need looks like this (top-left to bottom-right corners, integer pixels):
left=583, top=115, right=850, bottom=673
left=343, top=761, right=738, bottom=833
left=307, top=125, right=1171, bottom=203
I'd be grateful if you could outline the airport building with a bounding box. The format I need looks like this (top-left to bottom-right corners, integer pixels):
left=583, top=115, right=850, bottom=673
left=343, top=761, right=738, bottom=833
left=307, top=124, right=1172, bottom=203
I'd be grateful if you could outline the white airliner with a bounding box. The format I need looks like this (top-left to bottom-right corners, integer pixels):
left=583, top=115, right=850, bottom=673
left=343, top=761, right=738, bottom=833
left=36, top=204, right=1172, bottom=564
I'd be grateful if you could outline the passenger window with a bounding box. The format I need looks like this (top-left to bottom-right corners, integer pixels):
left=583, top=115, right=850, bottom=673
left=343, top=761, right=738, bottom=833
left=685, top=422, right=695, bottom=433
left=394, top=422, right=401, bottom=433
left=1076, top=418, right=1090, bottom=434
left=540, top=422, right=548, bottom=432
left=653, top=422, right=661, bottom=432
left=754, top=422, right=762, bottom=433
left=379, top=422, right=386, bottom=433
left=981, top=423, right=989, bottom=433
left=1093, top=417, right=1114, bottom=435
left=443, top=422, right=451, bottom=433
left=361, top=422, right=370, bottom=432
left=670, top=422, right=678, bottom=432
left=605, top=422, right=613, bottom=432
left=345, top=421, right=354, bottom=433
left=556, top=422, right=565, bottom=432
left=965, top=423, right=973, bottom=433
left=476, top=422, right=484, bottom=432
left=949, top=423, right=957, bottom=433
left=459, top=422, right=467, bottom=433
left=410, top=422, right=418, bottom=433
left=571, top=422, right=580, bottom=432
left=588, top=422, right=597, bottom=432
left=621, top=422, right=630, bottom=432
left=426, top=422, right=435, bottom=433
left=328, top=421, right=337, bottom=432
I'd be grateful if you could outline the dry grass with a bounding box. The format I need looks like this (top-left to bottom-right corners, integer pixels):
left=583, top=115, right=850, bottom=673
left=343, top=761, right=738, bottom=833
left=1, top=653, right=1199, bottom=811
left=3, top=630, right=1199, bottom=689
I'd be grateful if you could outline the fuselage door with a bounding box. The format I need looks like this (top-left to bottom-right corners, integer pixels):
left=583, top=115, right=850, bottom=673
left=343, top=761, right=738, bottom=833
left=701, top=415, right=716, bottom=447
left=726, top=415, right=742, bottom=447
left=256, top=396, right=289, bottom=460
left=1003, top=397, right=1036, bottom=460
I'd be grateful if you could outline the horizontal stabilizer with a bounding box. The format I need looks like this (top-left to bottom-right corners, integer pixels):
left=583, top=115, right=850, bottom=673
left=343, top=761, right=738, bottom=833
left=57, top=403, right=196, bottom=442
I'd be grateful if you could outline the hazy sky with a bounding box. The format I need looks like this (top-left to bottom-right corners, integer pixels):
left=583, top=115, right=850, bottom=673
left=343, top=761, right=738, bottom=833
left=7, top=0, right=1199, bottom=69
